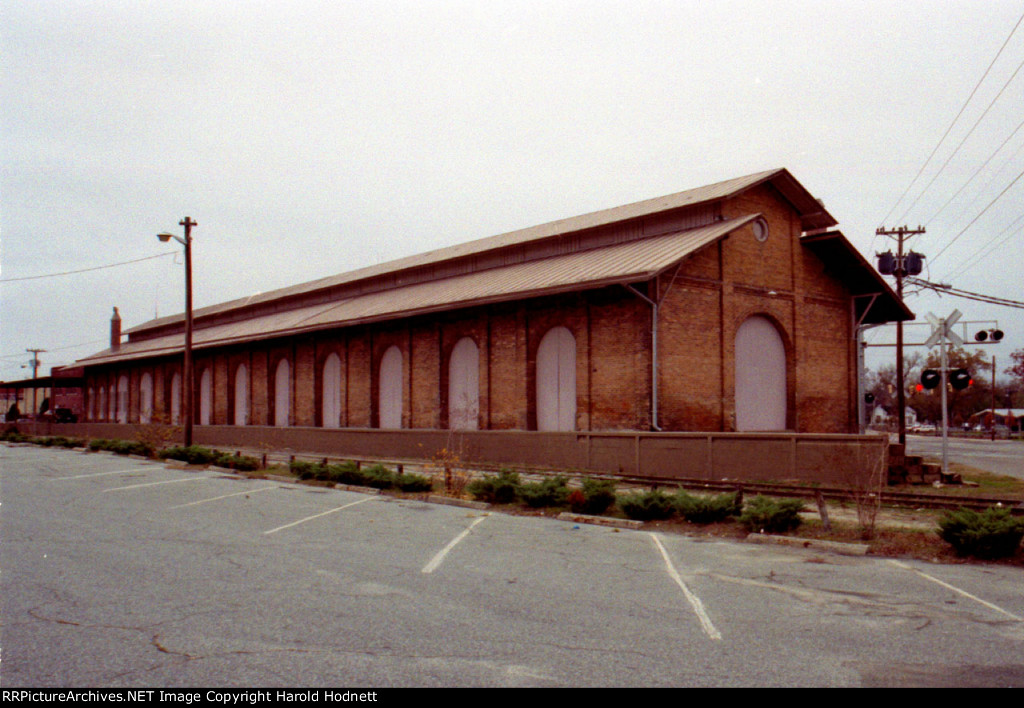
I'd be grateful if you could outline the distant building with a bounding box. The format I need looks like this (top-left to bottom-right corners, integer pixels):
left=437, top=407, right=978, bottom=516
left=74, top=168, right=910, bottom=434
left=0, top=366, right=84, bottom=421
left=968, top=408, right=1023, bottom=432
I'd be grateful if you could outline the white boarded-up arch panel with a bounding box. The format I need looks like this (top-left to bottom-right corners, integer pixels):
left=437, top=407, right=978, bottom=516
left=274, top=358, right=291, bottom=427
left=199, top=368, right=213, bottom=425
left=537, top=326, right=576, bottom=431
left=735, top=316, right=787, bottom=431
left=449, top=337, right=479, bottom=430
left=139, top=373, right=153, bottom=424
left=234, top=364, right=249, bottom=425
left=322, top=353, right=342, bottom=428
left=116, top=376, right=129, bottom=423
left=170, top=372, right=181, bottom=424
left=379, top=346, right=403, bottom=429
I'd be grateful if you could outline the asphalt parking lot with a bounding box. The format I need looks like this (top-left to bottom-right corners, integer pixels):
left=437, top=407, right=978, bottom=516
left=2, top=444, right=1023, bottom=687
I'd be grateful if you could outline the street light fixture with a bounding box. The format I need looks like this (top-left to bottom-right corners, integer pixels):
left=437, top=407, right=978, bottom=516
left=158, top=217, right=196, bottom=446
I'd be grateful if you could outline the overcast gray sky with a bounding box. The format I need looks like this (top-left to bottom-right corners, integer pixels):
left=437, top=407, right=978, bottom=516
left=3, top=0, right=1023, bottom=383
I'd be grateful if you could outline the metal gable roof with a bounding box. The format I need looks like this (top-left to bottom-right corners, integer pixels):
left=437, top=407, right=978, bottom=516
left=129, top=168, right=835, bottom=336
left=78, top=216, right=755, bottom=367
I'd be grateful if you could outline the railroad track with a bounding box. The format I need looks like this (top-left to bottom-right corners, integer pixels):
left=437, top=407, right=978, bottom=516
left=276, top=449, right=1023, bottom=515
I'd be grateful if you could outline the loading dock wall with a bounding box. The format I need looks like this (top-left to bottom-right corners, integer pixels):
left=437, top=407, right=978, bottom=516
left=24, top=422, right=887, bottom=486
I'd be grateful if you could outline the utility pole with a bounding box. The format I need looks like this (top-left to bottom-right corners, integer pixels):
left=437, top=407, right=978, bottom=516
left=25, top=348, right=46, bottom=416
left=875, top=225, right=925, bottom=446
left=991, top=355, right=997, bottom=442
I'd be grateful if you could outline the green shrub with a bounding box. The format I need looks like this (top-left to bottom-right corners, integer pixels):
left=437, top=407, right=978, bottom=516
left=675, top=491, right=741, bottom=524
left=359, top=464, right=397, bottom=489
left=517, top=475, right=569, bottom=508
left=322, top=461, right=361, bottom=485
left=288, top=459, right=323, bottom=480
left=88, top=438, right=113, bottom=451
left=110, top=439, right=153, bottom=457
left=938, top=507, right=1024, bottom=559
left=738, top=495, right=805, bottom=533
left=570, top=478, right=617, bottom=515
left=160, top=445, right=219, bottom=465
left=214, top=452, right=261, bottom=472
left=394, top=472, right=434, bottom=493
left=0, top=430, right=31, bottom=443
left=467, top=469, right=521, bottom=504
left=618, top=489, right=675, bottom=521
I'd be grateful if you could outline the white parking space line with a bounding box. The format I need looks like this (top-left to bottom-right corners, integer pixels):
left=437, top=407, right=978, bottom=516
left=649, top=532, right=723, bottom=641
left=262, top=496, right=376, bottom=535
left=422, top=514, right=489, bottom=574
left=888, top=559, right=1024, bottom=622
left=103, top=477, right=207, bottom=493
left=168, top=485, right=279, bottom=509
left=51, top=468, right=155, bottom=481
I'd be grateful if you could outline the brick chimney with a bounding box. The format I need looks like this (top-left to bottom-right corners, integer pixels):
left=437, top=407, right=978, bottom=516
left=110, top=307, right=122, bottom=350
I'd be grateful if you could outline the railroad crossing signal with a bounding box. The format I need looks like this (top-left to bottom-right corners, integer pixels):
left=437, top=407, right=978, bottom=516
left=924, top=310, right=962, bottom=349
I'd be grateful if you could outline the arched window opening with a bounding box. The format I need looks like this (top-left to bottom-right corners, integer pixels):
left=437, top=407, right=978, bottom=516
left=170, top=372, right=182, bottom=425
left=199, top=368, right=213, bottom=425
left=139, top=373, right=154, bottom=424
left=274, top=358, right=291, bottom=427
left=116, top=375, right=129, bottom=423
left=536, top=327, right=576, bottom=431
left=735, top=316, right=787, bottom=431
left=322, top=353, right=342, bottom=428
left=378, top=346, right=403, bottom=429
left=234, top=364, right=249, bottom=426
left=448, top=337, right=479, bottom=430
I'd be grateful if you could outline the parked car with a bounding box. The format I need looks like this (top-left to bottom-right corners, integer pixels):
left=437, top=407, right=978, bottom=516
left=54, top=407, right=78, bottom=423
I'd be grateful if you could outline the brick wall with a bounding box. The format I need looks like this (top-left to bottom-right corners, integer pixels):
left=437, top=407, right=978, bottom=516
left=81, top=183, right=859, bottom=434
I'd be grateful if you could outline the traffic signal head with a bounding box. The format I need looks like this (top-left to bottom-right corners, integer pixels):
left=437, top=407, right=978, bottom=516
left=921, top=369, right=941, bottom=390
left=950, top=369, right=971, bottom=390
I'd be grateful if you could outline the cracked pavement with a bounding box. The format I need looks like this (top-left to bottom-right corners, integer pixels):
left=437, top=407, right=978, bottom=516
left=2, top=444, right=1023, bottom=687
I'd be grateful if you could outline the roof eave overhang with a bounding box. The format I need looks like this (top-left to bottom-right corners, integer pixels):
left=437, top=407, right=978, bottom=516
left=801, top=230, right=914, bottom=324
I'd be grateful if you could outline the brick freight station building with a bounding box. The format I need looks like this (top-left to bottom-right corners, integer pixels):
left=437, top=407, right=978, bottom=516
left=74, top=169, right=910, bottom=441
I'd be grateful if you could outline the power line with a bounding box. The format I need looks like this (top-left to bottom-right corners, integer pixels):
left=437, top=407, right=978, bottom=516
left=908, top=277, right=1024, bottom=310
left=880, top=9, right=1024, bottom=226
left=923, top=115, right=1024, bottom=224
left=896, top=52, right=1024, bottom=225
left=0, top=252, right=174, bottom=283
left=1, top=338, right=106, bottom=362
left=929, top=165, right=1024, bottom=266
left=942, top=211, right=1024, bottom=281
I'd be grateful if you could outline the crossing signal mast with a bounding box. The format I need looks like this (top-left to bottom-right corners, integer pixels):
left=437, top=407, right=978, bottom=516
left=876, top=225, right=926, bottom=445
